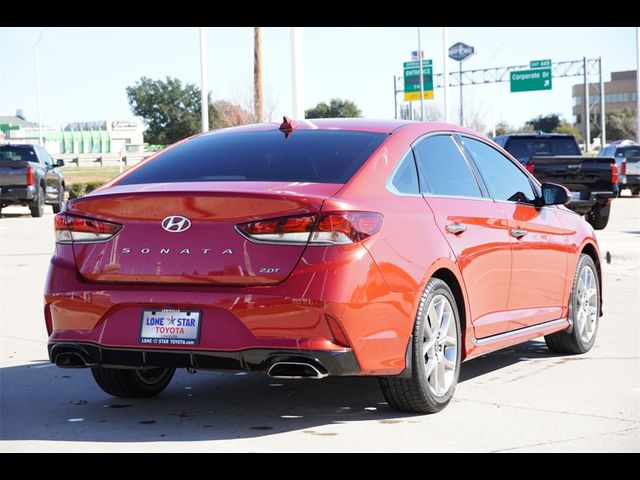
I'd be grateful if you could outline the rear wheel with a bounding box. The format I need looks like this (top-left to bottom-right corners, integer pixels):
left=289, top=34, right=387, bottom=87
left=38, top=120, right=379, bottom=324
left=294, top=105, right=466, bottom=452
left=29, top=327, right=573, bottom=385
left=631, top=187, right=640, bottom=197
left=91, top=366, right=175, bottom=398
left=586, top=205, right=609, bottom=230
left=379, top=278, right=461, bottom=414
left=29, top=186, right=45, bottom=218
left=52, top=187, right=64, bottom=214
left=545, top=254, right=600, bottom=354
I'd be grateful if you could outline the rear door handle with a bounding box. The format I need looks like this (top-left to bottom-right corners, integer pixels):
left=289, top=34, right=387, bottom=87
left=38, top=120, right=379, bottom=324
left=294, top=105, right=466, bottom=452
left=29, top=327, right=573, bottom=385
left=445, top=224, right=467, bottom=235
left=510, top=229, right=528, bottom=239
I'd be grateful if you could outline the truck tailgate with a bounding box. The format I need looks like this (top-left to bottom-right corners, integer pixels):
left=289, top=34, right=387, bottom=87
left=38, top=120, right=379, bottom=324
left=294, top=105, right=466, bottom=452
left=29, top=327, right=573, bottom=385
left=624, top=157, right=640, bottom=176
left=0, top=161, right=29, bottom=187
left=529, top=155, right=615, bottom=192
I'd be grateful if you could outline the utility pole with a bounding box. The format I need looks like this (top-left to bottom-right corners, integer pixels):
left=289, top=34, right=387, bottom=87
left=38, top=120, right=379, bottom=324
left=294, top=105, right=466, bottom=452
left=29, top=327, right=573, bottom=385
left=599, top=57, right=605, bottom=148
left=290, top=27, right=304, bottom=119
left=583, top=56, right=590, bottom=152
left=35, top=28, right=47, bottom=146
left=199, top=27, right=209, bottom=133
left=417, top=27, right=424, bottom=121
left=254, top=27, right=263, bottom=123
left=459, top=62, right=464, bottom=126
left=442, top=27, right=449, bottom=123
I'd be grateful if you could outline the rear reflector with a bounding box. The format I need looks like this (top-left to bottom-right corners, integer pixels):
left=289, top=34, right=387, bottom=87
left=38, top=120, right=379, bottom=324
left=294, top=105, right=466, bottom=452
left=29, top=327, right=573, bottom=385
left=611, top=162, right=618, bottom=185
left=237, top=211, right=383, bottom=245
left=621, top=160, right=626, bottom=176
left=54, top=213, right=122, bottom=244
left=525, top=163, right=535, bottom=174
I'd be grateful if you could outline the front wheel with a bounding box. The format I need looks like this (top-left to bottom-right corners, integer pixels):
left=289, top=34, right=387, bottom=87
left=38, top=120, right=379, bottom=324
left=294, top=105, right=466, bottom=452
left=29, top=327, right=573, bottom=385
left=545, top=254, right=600, bottom=354
left=586, top=205, right=609, bottom=230
left=91, top=367, right=175, bottom=398
left=379, top=278, right=461, bottom=414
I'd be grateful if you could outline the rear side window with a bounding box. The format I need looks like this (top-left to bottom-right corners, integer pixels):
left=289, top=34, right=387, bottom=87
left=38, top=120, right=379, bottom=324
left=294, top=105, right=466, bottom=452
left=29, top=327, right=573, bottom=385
left=390, top=150, right=419, bottom=194
left=462, top=137, right=537, bottom=204
left=118, top=130, right=387, bottom=185
left=0, top=145, right=37, bottom=162
left=412, top=135, right=482, bottom=198
left=618, top=147, right=640, bottom=158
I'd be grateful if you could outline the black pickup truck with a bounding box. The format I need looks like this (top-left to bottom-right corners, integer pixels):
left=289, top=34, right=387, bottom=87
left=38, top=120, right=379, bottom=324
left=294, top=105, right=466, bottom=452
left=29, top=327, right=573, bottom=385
left=493, top=133, right=617, bottom=230
left=0, top=144, right=65, bottom=217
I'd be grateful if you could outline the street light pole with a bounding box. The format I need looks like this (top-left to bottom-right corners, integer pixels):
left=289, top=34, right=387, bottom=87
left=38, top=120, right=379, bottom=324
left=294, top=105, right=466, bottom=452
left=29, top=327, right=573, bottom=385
left=199, top=27, right=209, bottom=133
left=459, top=62, right=463, bottom=126
left=290, top=27, right=304, bottom=119
left=35, top=28, right=47, bottom=146
left=489, top=43, right=506, bottom=137
left=417, top=27, right=424, bottom=121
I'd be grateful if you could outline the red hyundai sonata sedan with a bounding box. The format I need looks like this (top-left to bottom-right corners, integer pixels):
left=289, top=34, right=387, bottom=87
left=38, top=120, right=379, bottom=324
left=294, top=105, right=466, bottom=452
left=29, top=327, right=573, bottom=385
left=45, top=118, right=603, bottom=413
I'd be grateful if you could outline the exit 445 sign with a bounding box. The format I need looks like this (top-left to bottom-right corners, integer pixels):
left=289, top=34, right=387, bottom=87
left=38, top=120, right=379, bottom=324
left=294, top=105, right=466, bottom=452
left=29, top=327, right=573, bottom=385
left=510, top=68, right=552, bottom=92
left=404, top=60, right=434, bottom=101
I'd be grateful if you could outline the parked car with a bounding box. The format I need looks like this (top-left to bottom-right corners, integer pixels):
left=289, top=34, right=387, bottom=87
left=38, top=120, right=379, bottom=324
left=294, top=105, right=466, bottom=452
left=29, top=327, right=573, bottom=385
left=493, top=133, right=617, bottom=229
left=0, top=144, right=65, bottom=217
left=599, top=141, right=640, bottom=196
left=45, top=119, right=603, bottom=414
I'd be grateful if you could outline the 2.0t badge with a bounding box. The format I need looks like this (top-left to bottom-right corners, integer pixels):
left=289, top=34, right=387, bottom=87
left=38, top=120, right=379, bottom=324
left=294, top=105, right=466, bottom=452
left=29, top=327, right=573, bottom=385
left=162, top=215, right=192, bottom=233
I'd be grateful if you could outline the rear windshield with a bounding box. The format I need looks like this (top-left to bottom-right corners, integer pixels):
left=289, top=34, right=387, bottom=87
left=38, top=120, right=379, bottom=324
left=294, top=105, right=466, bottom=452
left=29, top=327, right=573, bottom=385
left=118, top=130, right=387, bottom=185
left=616, top=146, right=640, bottom=158
left=505, top=137, right=580, bottom=163
left=0, top=145, right=37, bottom=162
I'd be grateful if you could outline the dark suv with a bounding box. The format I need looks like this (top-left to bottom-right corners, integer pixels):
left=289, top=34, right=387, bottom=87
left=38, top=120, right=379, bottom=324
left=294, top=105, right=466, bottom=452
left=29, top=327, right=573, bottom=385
left=0, top=144, right=65, bottom=217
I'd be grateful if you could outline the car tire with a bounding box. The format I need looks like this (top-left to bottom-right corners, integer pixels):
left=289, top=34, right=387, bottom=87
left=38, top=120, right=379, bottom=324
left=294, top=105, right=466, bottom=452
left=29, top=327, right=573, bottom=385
left=52, top=187, right=64, bottom=214
left=29, top=186, right=45, bottom=218
left=586, top=205, right=609, bottom=230
left=379, top=278, right=461, bottom=414
left=91, top=366, right=175, bottom=398
left=631, top=187, right=640, bottom=197
left=545, top=254, right=600, bottom=354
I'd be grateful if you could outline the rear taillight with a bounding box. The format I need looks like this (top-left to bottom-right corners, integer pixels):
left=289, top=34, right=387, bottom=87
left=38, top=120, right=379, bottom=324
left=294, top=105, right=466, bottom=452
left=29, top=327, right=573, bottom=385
left=525, top=163, right=535, bottom=174
left=237, top=211, right=383, bottom=245
left=54, top=213, right=122, bottom=244
left=611, top=163, right=618, bottom=185
left=25, top=166, right=34, bottom=186
left=621, top=160, right=626, bottom=176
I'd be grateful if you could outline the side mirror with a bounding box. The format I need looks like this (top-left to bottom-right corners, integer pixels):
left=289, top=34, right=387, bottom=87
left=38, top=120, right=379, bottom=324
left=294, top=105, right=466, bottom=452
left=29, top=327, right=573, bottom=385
left=56, top=159, right=65, bottom=167
left=541, top=182, right=571, bottom=206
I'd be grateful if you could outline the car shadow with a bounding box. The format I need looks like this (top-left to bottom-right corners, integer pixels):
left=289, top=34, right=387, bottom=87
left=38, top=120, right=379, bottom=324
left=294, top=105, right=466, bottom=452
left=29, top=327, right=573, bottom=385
left=0, top=340, right=558, bottom=443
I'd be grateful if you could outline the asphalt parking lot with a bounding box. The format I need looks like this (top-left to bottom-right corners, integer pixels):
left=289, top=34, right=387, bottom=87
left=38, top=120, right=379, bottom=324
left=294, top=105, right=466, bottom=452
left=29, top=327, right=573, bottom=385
left=1, top=197, right=638, bottom=452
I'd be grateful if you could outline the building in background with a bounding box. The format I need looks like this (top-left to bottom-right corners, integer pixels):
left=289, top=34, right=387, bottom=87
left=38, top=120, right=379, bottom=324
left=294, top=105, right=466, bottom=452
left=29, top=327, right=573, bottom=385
left=572, top=70, right=638, bottom=143
left=0, top=110, right=145, bottom=156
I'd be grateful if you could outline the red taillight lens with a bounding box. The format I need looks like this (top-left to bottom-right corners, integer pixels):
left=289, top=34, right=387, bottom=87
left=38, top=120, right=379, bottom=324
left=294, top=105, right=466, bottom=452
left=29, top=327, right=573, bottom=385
left=621, top=160, right=626, bottom=176
left=611, top=162, right=618, bottom=185
left=525, top=163, right=535, bottom=174
left=25, top=166, right=34, bottom=186
left=54, top=213, right=122, bottom=244
left=237, top=212, right=383, bottom=245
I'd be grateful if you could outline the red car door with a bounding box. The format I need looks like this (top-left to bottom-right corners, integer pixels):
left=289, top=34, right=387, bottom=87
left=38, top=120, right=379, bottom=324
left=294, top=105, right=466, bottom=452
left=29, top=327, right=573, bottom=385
left=460, top=136, right=569, bottom=330
left=413, top=134, right=513, bottom=339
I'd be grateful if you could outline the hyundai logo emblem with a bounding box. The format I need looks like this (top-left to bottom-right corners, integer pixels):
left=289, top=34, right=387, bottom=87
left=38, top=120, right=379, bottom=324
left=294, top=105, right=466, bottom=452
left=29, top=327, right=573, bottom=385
left=161, top=215, right=192, bottom=233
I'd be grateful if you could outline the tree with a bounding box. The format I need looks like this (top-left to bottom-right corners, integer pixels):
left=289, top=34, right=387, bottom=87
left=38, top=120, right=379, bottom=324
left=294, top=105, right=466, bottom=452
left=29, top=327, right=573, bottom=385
left=212, top=100, right=253, bottom=128
left=554, top=120, right=583, bottom=143
left=305, top=98, right=361, bottom=118
left=126, top=76, right=219, bottom=145
left=606, top=108, right=637, bottom=141
left=493, top=121, right=515, bottom=136
left=526, top=113, right=561, bottom=133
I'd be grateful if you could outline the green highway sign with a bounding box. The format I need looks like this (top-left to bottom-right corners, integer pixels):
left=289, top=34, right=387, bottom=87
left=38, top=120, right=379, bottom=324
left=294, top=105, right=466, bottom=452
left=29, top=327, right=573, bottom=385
left=510, top=68, right=552, bottom=92
left=404, top=60, right=434, bottom=101
left=0, top=123, right=20, bottom=132
left=530, top=59, right=552, bottom=69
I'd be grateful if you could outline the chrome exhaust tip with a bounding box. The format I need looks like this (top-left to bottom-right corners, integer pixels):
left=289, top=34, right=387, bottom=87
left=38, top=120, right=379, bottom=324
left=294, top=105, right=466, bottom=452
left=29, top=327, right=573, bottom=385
left=267, top=361, right=328, bottom=379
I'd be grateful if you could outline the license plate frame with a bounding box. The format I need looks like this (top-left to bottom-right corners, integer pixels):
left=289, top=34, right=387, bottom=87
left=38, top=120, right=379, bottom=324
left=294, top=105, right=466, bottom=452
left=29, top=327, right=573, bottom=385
left=139, top=309, right=202, bottom=346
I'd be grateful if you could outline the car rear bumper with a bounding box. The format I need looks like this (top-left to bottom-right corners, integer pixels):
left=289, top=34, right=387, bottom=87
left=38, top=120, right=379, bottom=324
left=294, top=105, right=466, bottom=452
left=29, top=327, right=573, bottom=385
left=45, top=243, right=413, bottom=376
left=0, top=185, right=35, bottom=204
left=48, top=342, right=360, bottom=376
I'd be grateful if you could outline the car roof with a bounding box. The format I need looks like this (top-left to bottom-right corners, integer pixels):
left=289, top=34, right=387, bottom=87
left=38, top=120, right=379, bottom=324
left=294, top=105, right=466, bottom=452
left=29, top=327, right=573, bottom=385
left=494, top=132, right=575, bottom=139
left=202, top=118, right=480, bottom=136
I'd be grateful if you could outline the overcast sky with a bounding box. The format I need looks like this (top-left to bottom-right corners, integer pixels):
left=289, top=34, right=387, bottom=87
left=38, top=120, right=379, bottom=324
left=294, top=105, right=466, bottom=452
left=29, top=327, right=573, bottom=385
left=0, top=27, right=636, bottom=132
